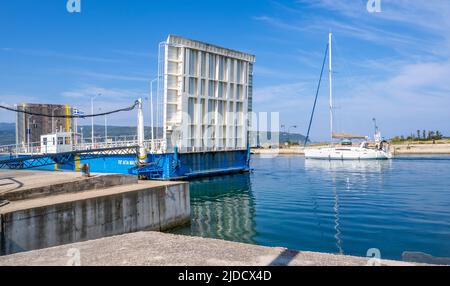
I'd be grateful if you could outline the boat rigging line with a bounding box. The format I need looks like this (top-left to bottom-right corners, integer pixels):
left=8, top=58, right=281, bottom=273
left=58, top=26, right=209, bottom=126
left=304, top=44, right=329, bottom=146
left=0, top=100, right=140, bottom=119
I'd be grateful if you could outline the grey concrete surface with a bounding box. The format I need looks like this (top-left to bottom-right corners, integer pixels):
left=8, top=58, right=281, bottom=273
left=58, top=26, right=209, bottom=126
left=0, top=231, right=425, bottom=266
left=0, top=170, right=137, bottom=201
left=0, top=175, right=190, bottom=255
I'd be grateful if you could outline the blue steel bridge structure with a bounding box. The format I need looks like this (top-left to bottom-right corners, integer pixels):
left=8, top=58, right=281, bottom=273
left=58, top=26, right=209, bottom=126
left=0, top=145, right=251, bottom=180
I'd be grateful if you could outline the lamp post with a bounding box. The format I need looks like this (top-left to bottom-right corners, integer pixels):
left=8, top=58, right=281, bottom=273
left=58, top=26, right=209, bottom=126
left=91, top=93, right=101, bottom=145
left=104, top=115, right=107, bottom=143
left=51, top=107, right=62, bottom=133
left=150, top=78, right=157, bottom=152
left=98, top=107, right=108, bottom=143
left=288, top=125, right=298, bottom=145
left=27, top=115, right=33, bottom=153
left=280, top=124, right=286, bottom=147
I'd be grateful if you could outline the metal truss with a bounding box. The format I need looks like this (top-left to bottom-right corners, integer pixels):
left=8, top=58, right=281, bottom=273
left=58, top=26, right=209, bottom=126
left=0, top=146, right=139, bottom=170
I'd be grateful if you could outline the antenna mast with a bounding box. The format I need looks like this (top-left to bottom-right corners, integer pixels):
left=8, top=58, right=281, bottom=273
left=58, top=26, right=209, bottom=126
left=328, top=32, right=334, bottom=143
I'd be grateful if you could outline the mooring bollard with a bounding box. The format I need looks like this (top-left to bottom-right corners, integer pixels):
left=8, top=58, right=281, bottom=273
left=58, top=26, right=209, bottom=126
left=81, top=163, right=90, bottom=177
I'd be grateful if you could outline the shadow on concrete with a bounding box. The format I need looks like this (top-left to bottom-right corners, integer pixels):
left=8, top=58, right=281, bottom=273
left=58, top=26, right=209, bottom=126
left=0, top=177, right=24, bottom=194
left=268, top=249, right=300, bottom=266
left=402, top=251, right=450, bottom=265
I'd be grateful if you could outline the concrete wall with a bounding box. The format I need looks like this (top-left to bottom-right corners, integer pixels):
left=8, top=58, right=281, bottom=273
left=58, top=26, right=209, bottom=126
left=0, top=183, right=190, bottom=255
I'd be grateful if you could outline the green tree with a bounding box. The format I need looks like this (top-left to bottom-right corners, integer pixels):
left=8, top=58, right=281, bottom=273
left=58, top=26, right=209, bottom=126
left=423, top=130, right=426, bottom=140
left=417, top=130, right=421, bottom=140
left=428, top=131, right=435, bottom=140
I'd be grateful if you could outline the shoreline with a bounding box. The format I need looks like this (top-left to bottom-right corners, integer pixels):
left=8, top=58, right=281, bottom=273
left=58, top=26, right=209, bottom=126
left=251, top=143, right=450, bottom=156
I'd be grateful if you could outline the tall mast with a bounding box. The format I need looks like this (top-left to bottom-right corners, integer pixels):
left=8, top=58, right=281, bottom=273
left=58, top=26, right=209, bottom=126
left=328, top=32, right=333, bottom=142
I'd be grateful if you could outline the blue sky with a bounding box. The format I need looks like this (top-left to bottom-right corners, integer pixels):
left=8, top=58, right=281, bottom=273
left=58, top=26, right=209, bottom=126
left=1, top=0, right=449, bottom=140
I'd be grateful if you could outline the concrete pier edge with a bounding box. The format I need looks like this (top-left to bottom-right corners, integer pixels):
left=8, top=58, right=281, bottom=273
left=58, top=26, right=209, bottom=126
left=0, top=231, right=429, bottom=266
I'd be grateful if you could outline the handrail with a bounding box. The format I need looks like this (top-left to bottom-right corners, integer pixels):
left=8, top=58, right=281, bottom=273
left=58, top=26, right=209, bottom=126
left=0, top=139, right=165, bottom=156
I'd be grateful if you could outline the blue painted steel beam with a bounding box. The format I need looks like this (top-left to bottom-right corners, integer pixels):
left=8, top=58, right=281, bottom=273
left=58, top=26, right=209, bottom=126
left=0, top=146, right=139, bottom=170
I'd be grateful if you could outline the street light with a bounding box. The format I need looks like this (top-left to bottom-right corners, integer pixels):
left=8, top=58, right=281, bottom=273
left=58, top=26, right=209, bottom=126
left=27, top=115, right=31, bottom=152
left=280, top=124, right=286, bottom=147
left=150, top=78, right=157, bottom=152
left=287, top=125, right=298, bottom=145
left=27, top=115, right=33, bottom=153
left=98, top=107, right=108, bottom=143
left=51, top=106, right=62, bottom=133
left=91, top=93, right=101, bottom=145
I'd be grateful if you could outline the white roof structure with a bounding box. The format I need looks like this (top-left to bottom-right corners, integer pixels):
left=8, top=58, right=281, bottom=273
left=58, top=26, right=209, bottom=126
left=166, top=35, right=256, bottom=63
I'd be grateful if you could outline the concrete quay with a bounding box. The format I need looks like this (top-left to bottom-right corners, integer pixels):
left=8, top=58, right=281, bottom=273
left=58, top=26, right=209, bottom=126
left=251, top=147, right=305, bottom=156
left=0, top=231, right=424, bottom=266
left=251, top=143, right=450, bottom=157
left=391, top=143, right=450, bottom=155
left=0, top=170, right=190, bottom=256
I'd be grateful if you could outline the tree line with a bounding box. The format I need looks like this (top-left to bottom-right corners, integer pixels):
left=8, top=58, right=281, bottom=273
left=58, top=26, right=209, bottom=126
left=391, top=130, right=445, bottom=142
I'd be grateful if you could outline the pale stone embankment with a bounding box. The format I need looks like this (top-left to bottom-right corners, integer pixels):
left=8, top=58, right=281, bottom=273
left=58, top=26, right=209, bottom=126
left=391, top=143, right=450, bottom=155
left=251, top=143, right=450, bottom=156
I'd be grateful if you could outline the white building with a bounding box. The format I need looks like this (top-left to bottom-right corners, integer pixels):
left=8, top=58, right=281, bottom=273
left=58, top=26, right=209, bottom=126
left=159, top=35, right=256, bottom=153
left=40, top=132, right=73, bottom=154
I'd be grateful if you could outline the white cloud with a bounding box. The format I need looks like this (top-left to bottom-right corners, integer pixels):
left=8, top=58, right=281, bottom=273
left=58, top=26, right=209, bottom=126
left=74, top=70, right=150, bottom=82
left=1, top=48, right=126, bottom=63
left=61, top=86, right=146, bottom=100
left=0, top=94, right=41, bottom=123
left=109, top=49, right=155, bottom=59
left=59, top=86, right=149, bottom=126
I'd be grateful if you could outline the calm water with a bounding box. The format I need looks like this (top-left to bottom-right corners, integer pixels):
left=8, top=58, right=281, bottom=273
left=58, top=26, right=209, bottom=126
left=171, top=155, right=450, bottom=261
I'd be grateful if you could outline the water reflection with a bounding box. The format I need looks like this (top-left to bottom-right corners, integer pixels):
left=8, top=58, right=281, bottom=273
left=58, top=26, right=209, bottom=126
left=171, top=174, right=256, bottom=244
left=305, top=159, right=392, bottom=194
left=304, top=159, right=392, bottom=173
left=304, top=159, right=392, bottom=254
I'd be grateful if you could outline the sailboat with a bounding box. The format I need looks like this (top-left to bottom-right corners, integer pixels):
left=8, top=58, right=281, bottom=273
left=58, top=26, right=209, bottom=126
left=304, top=33, right=392, bottom=160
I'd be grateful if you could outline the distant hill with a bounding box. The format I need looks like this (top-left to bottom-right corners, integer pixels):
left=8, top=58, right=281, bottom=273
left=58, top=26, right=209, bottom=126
left=0, top=123, right=14, bottom=131
left=78, top=125, right=163, bottom=140
left=0, top=123, right=15, bottom=145
left=250, top=131, right=308, bottom=147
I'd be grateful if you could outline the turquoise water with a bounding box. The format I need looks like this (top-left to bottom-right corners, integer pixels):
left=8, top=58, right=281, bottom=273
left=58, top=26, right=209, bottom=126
left=171, top=155, right=450, bottom=261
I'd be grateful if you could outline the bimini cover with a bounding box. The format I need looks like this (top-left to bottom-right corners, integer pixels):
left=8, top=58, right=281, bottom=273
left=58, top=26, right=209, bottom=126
left=332, top=132, right=367, bottom=139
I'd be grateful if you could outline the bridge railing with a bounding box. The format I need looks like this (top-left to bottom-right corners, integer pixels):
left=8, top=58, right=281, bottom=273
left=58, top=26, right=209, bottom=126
left=0, top=142, right=42, bottom=156
left=0, top=139, right=166, bottom=156
left=74, top=139, right=165, bottom=153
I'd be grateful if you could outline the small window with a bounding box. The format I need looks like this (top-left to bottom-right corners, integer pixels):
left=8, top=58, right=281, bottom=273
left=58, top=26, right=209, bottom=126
left=58, top=137, right=64, bottom=145
left=65, top=137, right=71, bottom=145
left=43, top=138, right=47, bottom=146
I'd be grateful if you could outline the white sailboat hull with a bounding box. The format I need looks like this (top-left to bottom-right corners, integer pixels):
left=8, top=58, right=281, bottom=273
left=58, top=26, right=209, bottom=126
left=304, top=147, right=392, bottom=160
